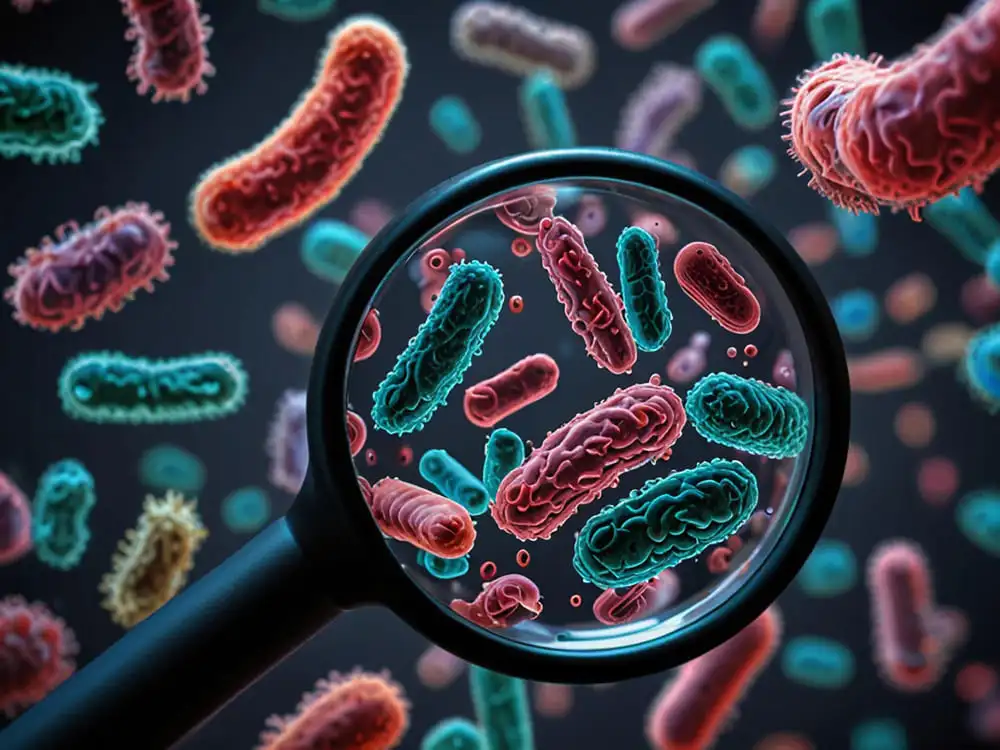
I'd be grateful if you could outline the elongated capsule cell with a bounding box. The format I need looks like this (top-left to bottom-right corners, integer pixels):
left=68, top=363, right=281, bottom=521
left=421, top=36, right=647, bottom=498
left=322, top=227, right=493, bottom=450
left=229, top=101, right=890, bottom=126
left=482, top=428, right=525, bottom=500
left=674, top=242, right=761, bottom=334
left=463, top=354, right=560, bottom=429
left=32, top=459, right=97, bottom=570
left=468, top=665, right=535, bottom=750
left=429, top=95, right=482, bottom=154
left=450, top=573, right=543, bottom=629
left=615, top=64, right=703, bottom=158
left=613, top=0, right=717, bottom=51
left=616, top=225, right=673, bottom=352
left=419, top=449, right=491, bottom=516
left=519, top=71, right=576, bottom=150
left=368, top=478, right=475, bottom=558
left=694, top=34, right=776, bottom=131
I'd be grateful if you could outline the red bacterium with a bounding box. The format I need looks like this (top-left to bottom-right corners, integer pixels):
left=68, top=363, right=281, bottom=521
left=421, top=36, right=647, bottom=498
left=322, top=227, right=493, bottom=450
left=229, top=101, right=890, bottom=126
left=536, top=216, right=638, bottom=374
left=842, top=442, right=869, bottom=487
left=612, top=0, right=716, bottom=52
left=916, top=456, right=959, bottom=507
left=961, top=274, right=1000, bottom=324
left=893, top=402, right=935, bottom=449
left=368, top=478, right=476, bottom=558
left=591, top=570, right=680, bottom=626
left=495, top=190, right=557, bottom=235
left=674, top=242, right=761, bottom=334
left=5, top=202, right=176, bottom=333
left=787, top=222, right=838, bottom=266
left=508, top=295, right=524, bottom=314
left=463, top=353, right=560, bottom=429
left=272, top=302, right=320, bottom=356
left=492, top=380, right=686, bottom=541
left=751, top=0, right=799, bottom=52
left=0, top=595, right=78, bottom=716
left=955, top=662, right=998, bottom=703
left=416, top=644, right=466, bottom=690
left=0, top=472, right=32, bottom=565
left=511, top=237, right=533, bottom=257
left=646, top=607, right=781, bottom=750
left=884, top=272, right=937, bottom=325
left=191, top=17, right=408, bottom=252
left=515, top=549, right=530, bottom=568
left=569, top=594, right=582, bottom=608
left=744, top=344, right=758, bottom=358
left=354, top=309, right=382, bottom=362
left=727, top=347, right=738, bottom=358
left=753, top=732, right=814, bottom=750
left=121, top=0, right=214, bottom=103
left=397, top=445, right=414, bottom=467
left=847, top=348, right=924, bottom=394
left=706, top=546, right=733, bottom=574
left=479, top=560, right=497, bottom=580
left=346, top=410, right=367, bottom=457
left=532, top=681, right=574, bottom=718
left=450, top=573, right=542, bottom=629
left=257, top=669, right=409, bottom=750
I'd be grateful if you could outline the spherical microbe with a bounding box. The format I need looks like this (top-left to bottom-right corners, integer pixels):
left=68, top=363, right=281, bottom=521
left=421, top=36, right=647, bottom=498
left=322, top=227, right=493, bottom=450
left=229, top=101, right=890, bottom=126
left=781, top=636, right=856, bottom=690
left=842, top=443, right=869, bottom=487
left=569, top=594, right=581, bottom=608
left=832, top=288, right=880, bottom=342
left=955, top=490, right=1000, bottom=557
left=480, top=561, right=497, bottom=580
left=727, top=347, right=738, bottom=358
left=707, top=547, right=733, bottom=574
left=511, top=237, right=533, bottom=257
left=515, top=549, right=530, bottom=568
left=893, top=402, right=935, bottom=449
left=796, top=539, right=857, bottom=598
left=365, top=448, right=377, bottom=467
left=917, top=456, right=959, bottom=507
left=508, top=295, right=524, bottom=313
left=397, top=445, right=414, bottom=466
left=745, top=344, right=758, bottom=357
left=955, top=662, right=998, bottom=704
left=221, top=486, right=271, bottom=534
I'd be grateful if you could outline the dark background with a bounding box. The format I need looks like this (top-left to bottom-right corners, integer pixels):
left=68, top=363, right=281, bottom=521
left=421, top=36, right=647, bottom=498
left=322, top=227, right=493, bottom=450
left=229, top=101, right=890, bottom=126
left=1, top=1, right=998, bottom=748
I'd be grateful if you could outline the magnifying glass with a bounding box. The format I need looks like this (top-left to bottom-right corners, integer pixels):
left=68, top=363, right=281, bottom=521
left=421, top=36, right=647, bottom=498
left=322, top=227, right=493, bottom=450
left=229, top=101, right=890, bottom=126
left=0, top=148, right=849, bottom=749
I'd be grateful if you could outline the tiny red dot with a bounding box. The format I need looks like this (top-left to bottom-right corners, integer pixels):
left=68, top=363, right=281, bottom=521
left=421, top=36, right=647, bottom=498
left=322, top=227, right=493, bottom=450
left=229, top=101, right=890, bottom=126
left=744, top=344, right=758, bottom=357
left=727, top=347, right=738, bottom=358
left=569, top=594, right=582, bottom=608
left=364, top=448, right=377, bottom=466
left=480, top=561, right=497, bottom=580
left=515, top=549, right=530, bottom=568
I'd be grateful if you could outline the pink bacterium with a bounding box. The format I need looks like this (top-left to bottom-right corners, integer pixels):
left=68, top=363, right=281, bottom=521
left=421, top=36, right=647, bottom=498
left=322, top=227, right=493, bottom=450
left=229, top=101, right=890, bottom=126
left=612, top=0, right=716, bottom=52
left=884, top=272, right=937, bottom=325
left=842, top=442, right=869, bottom=488
left=463, top=353, right=560, bottom=429
left=787, top=222, right=838, bottom=266
left=346, top=410, right=367, bottom=458
left=916, top=456, right=959, bottom=507
left=511, top=237, right=533, bottom=258
left=533, top=682, right=574, bottom=719
left=368, top=478, right=476, bottom=559
left=847, top=348, right=924, bottom=394
left=955, top=662, right=998, bottom=704
left=616, top=64, right=703, bottom=158
left=479, top=560, right=497, bottom=580
left=772, top=348, right=796, bottom=389
left=495, top=189, right=557, bottom=235
left=364, top=448, right=377, bottom=467
left=706, top=546, right=733, bottom=574
left=450, top=573, right=542, bottom=629
left=727, top=347, right=737, bottom=358
left=574, top=194, right=607, bottom=237
left=744, top=344, right=758, bottom=358
left=961, top=274, right=1000, bottom=324
left=515, top=549, right=530, bottom=568
left=0, top=472, right=32, bottom=565
left=569, top=594, right=582, bottom=608
left=751, top=0, right=799, bottom=51
left=349, top=198, right=394, bottom=236
left=416, top=644, right=467, bottom=690
left=631, top=211, right=679, bottom=245
left=271, top=302, right=320, bottom=356
left=591, top=570, right=680, bottom=626
left=354, top=309, right=382, bottom=362
left=674, top=241, right=761, bottom=334
left=397, top=445, right=414, bottom=467
left=266, top=390, right=308, bottom=495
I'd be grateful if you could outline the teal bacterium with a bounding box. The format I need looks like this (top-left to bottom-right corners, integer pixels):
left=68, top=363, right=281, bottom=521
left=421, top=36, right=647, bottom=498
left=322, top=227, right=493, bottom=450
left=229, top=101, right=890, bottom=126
left=616, top=225, right=673, bottom=352
left=300, top=219, right=370, bottom=284
left=420, top=449, right=491, bottom=516
left=797, top=539, right=858, bottom=597
left=519, top=71, right=576, bottom=151
left=720, top=144, right=777, bottom=199
left=483, top=428, right=525, bottom=501
left=422, top=717, right=484, bottom=750
left=850, top=718, right=908, bottom=750
left=985, top=240, right=1000, bottom=286
left=955, top=489, right=1000, bottom=557
left=257, top=0, right=337, bottom=22
left=694, top=35, right=776, bottom=132
left=221, top=486, right=272, bottom=534
left=573, top=459, right=759, bottom=589
left=781, top=635, right=856, bottom=689
left=32, top=458, right=96, bottom=570
left=468, top=666, right=534, bottom=750
left=373, top=261, right=504, bottom=435
left=960, top=323, right=1000, bottom=413
left=924, top=187, right=1000, bottom=265
left=417, top=550, right=470, bottom=580
left=828, top=204, right=878, bottom=256
left=0, top=64, right=104, bottom=164
left=832, top=288, right=880, bottom=342
left=805, top=0, right=866, bottom=60
left=429, top=95, right=482, bottom=155
left=685, top=372, right=810, bottom=459
left=58, top=351, right=248, bottom=424
left=138, top=443, right=206, bottom=493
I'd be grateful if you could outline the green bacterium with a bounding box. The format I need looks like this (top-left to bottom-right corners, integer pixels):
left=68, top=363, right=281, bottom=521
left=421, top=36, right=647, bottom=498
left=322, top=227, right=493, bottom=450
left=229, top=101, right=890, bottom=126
left=955, top=489, right=1000, bottom=557
left=58, top=351, right=248, bottom=425
left=221, top=486, right=272, bottom=534
left=796, top=539, right=858, bottom=597
left=421, top=717, right=485, bottom=750
left=483, top=428, right=525, bottom=501
left=300, top=219, right=370, bottom=284
left=781, top=635, right=856, bottom=690
left=32, top=458, right=96, bottom=570
left=694, top=35, right=776, bottom=132
left=805, top=0, right=866, bottom=60
left=419, top=449, right=491, bottom=516
left=257, top=0, right=337, bottom=22
left=685, top=372, right=810, bottom=458
left=429, top=95, right=482, bottom=155
left=573, top=458, right=759, bottom=589
left=417, top=550, right=471, bottom=580
left=519, top=71, right=576, bottom=151
left=850, top=718, right=907, bottom=750
left=960, top=322, right=1000, bottom=413
left=616, top=225, right=673, bottom=352
left=372, top=261, right=504, bottom=436
left=829, top=203, right=879, bottom=257
left=468, top=665, right=534, bottom=750
left=138, top=443, right=206, bottom=494
left=0, top=64, right=104, bottom=164
left=924, top=187, right=1000, bottom=265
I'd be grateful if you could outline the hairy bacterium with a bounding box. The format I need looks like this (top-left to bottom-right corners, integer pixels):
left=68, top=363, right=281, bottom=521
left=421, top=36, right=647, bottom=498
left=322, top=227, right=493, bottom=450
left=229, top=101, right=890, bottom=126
left=804, top=0, right=865, bottom=59
left=137, top=443, right=206, bottom=493
left=257, top=0, right=337, bottom=22
left=300, top=219, right=370, bottom=284
left=368, top=478, right=476, bottom=558
left=955, top=489, right=1000, bottom=557
left=372, top=261, right=504, bottom=436
left=191, top=16, right=408, bottom=252
left=419, top=449, right=491, bottom=517
left=615, top=64, right=703, bottom=157
left=417, top=550, right=470, bottom=581
left=781, top=636, right=856, bottom=690
left=468, top=665, right=535, bottom=750
left=925, top=187, right=1000, bottom=265
left=0, top=64, right=103, bottom=164
left=5, top=202, right=175, bottom=333
left=695, top=34, right=776, bottom=131
left=686, top=372, right=810, bottom=458
left=960, top=322, right=1000, bottom=413
left=519, top=71, right=576, bottom=150
left=573, top=459, right=759, bottom=589
left=32, top=459, right=96, bottom=571
left=796, top=538, right=857, bottom=597
left=463, top=353, right=560, bottom=429
left=221, top=486, right=272, bottom=534
left=674, top=241, right=761, bottom=334
left=482, top=427, right=525, bottom=500
left=421, top=717, right=484, bottom=750
left=267, top=390, right=308, bottom=494
left=591, top=569, right=680, bottom=626
left=612, top=0, right=716, bottom=51
left=719, top=144, right=776, bottom=199
left=429, top=95, right=482, bottom=154
left=99, top=491, right=207, bottom=628
left=0, top=471, right=32, bottom=565
left=451, top=573, right=543, bottom=629
left=617, top=225, right=673, bottom=352
left=58, top=351, right=248, bottom=424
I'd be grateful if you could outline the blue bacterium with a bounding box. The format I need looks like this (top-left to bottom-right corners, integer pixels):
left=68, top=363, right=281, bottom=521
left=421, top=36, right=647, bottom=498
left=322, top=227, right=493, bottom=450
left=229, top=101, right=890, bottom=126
left=58, top=351, right=248, bottom=424
left=300, top=219, right=370, bottom=284
left=781, top=636, right=856, bottom=689
left=955, top=489, right=1000, bottom=557
left=0, top=64, right=104, bottom=164
left=422, top=717, right=485, bottom=750
left=138, top=443, right=206, bottom=494
left=221, top=486, right=272, bottom=534
left=429, top=95, right=482, bottom=155
left=693, top=35, right=776, bottom=131
left=573, top=459, right=759, bottom=589
left=519, top=71, right=576, bottom=151
left=960, top=322, right=1000, bottom=413
left=851, top=718, right=908, bottom=750
left=719, top=145, right=776, bottom=199
left=832, top=288, right=880, bottom=342
left=32, top=458, right=96, bottom=570
left=685, top=372, right=810, bottom=458
left=468, top=666, right=534, bottom=750
left=483, top=428, right=525, bottom=500
left=420, top=449, right=491, bottom=516
left=257, top=0, right=336, bottom=22
left=828, top=204, right=878, bottom=256
left=805, top=0, right=866, bottom=60
left=985, top=240, right=1000, bottom=286
left=924, top=187, right=1000, bottom=265
left=616, top=225, right=673, bottom=352
left=797, top=539, right=858, bottom=597
left=417, top=550, right=470, bottom=580
left=372, top=261, right=504, bottom=435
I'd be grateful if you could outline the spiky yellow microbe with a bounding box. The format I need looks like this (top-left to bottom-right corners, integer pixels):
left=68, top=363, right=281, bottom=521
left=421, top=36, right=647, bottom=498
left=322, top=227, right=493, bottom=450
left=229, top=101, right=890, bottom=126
left=99, top=490, right=208, bottom=628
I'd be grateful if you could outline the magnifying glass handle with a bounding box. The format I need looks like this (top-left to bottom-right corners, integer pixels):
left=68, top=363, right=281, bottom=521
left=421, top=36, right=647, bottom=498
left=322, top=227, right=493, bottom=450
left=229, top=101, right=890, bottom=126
left=0, top=516, right=341, bottom=749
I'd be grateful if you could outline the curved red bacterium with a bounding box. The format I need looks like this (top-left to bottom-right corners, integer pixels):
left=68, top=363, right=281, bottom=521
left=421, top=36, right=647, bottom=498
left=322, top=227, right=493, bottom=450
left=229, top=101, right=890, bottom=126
left=354, top=309, right=382, bottom=362
left=0, top=596, right=78, bottom=716
left=646, top=607, right=781, bottom=750
left=492, top=379, right=687, bottom=541
left=368, top=478, right=475, bottom=558
left=536, top=216, right=638, bottom=374
left=592, top=570, right=680, bottom=626
left=346, top=410, right=367, bottom=457
left=673, top=242, right=761, bottom=334
left=121, top=0, right=214, bottom=103
left=450, top=573, right=543, bottom=629
left=5, top=203, right=176, bottom=333
left=784, top=1, right=1000, bottom=219
left=191, top=17, right=408, bottom=252
left=257, top=669, right=409, bottom=750
left=0, top=472, right=32, bottom=565
left=494, top=189, right=557, bottom=235
left=463, top=353, right=560, bottom=428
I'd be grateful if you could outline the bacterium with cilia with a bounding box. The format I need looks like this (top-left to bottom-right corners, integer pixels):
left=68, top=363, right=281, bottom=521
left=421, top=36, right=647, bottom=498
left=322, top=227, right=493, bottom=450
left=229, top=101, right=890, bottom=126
left=616, top=225, right=673, bottom=352
left=960, top=323, right=1000, bottom=413
left=32, top=459, right=97, bottom=570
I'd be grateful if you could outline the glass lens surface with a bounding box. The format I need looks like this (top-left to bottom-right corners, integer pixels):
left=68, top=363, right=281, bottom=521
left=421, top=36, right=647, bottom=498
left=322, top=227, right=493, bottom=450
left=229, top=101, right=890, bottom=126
left=344, top=177, right=817, bottom=655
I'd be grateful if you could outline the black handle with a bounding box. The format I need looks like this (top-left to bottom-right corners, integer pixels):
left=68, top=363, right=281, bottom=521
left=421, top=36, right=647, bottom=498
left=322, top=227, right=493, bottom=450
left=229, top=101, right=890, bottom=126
left=0, top=516, right=341, bottom=749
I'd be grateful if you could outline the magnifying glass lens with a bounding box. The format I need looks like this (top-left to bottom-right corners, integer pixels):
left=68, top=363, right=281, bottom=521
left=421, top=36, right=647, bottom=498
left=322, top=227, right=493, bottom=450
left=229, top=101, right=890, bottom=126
left=345, top=175, right=818, bottom=656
